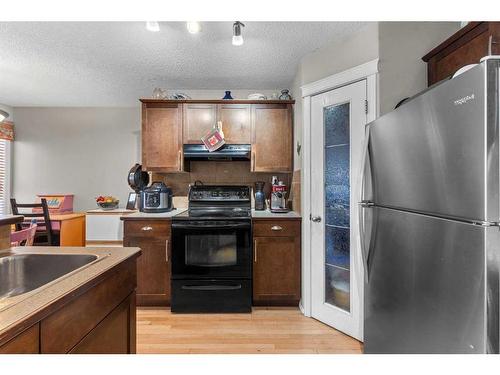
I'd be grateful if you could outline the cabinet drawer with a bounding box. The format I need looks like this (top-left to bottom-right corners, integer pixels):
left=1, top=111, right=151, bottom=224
left=124, top=220, right=171, bottom=238
left=253, top=220, right=300, bottom=237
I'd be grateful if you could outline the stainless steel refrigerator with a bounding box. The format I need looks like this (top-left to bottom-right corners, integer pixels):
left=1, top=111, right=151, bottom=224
left=360, top=57, right=500, bottom=354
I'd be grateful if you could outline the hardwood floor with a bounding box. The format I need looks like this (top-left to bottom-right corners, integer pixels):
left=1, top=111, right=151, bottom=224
left=137, top=307, right=363, bottom=354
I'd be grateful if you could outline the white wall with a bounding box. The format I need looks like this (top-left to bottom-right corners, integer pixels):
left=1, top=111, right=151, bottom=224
left=12, top=107, right=141, bottom=211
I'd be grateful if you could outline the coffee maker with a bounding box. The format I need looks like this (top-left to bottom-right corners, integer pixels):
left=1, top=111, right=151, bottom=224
left=270, top=177, right=290, bottom=213
left=254, top=181, right=266, bottom=211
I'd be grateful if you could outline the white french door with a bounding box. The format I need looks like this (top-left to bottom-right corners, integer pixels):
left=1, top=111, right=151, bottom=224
left=310, top=80, right=367, bottom=340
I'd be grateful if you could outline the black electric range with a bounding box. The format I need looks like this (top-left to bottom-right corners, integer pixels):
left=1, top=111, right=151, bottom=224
left=171, top=185, right=252, bottom=313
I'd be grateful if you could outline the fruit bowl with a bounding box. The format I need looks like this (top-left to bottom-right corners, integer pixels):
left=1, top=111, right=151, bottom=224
left=95, top=196, right=119, bottom=210
left=97, top=201, right=119, bottom=210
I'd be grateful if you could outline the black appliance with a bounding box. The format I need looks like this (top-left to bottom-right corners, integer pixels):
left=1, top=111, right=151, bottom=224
left=183, top=144, right=251, bottom=161
left=140, top=181, right=174, bottom=213
left=254, top=181, right=266, bottom=211
left=128, top=163, right=149, bottom=193
left=127, top=163, right=150, bottom=210
left=171, top=185, right=252, bottom=313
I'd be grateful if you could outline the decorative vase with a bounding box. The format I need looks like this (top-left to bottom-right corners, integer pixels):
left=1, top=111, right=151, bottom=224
left=222, top=91, right=233, bottom=100
left=279, top=89, right=292, bottom=100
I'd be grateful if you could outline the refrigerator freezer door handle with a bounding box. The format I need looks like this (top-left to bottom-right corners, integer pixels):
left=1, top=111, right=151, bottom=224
left=358, top=203, right=370, bottom=281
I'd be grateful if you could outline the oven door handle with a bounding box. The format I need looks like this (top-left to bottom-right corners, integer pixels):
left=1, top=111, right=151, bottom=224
left=172, top=222, right=251, bottom=229
left=181, top=284, right=242, bottom=291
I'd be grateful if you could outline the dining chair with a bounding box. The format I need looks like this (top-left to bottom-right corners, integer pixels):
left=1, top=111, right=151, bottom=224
left=10, top=198, right=59, bottom=246
left=10, top=219, right=38, bottom=246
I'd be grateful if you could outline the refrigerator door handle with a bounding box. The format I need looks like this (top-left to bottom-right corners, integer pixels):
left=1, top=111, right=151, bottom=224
left=358, top=125, right=373, bottom=280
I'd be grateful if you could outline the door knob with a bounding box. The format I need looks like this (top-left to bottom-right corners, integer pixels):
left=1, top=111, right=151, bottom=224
left=311, top=215, right=322, bottom=223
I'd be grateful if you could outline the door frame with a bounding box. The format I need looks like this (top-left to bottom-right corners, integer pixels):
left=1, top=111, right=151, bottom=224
left=300, top=59, right=379, bottom=337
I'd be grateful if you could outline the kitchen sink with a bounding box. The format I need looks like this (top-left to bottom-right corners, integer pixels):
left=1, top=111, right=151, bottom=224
left=0, top=253, right=99, bottom=299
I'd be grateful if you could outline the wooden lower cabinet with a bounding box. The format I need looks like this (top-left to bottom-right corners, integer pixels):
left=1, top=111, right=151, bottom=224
left=0, top=324, right=39, bottom=354
left=123, top=219, right=171, bottom=306
left=0, top=258, right=138, bottom=354
left=70, top=293, right=135, bottom=354
left=252, top=219, right=301, bottom=306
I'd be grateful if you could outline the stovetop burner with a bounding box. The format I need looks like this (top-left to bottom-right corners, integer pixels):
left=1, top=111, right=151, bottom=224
left=174, top=185, right=251, bottom=221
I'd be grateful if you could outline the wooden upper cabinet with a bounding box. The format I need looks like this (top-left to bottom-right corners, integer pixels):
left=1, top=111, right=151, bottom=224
left=422, top=22, right=500, bottom=86
left=142, top=103, right=183, bottom=172
left=217, top=104, right=251, bottom=144
left=251, top=104, right=293, bottom=172
left=183, top=103, right=217, bottom=143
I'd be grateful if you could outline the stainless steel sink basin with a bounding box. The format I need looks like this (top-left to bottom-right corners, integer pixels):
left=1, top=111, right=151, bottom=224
left=0, top=253, right=99, bottom=299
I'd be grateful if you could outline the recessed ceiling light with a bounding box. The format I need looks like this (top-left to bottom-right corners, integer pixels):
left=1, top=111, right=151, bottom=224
left=146, top=21, right=160, bottom=32
left=232, top=21, right=245, bottom=46
left=0, top=109, right=9, bottom=122
left=186, top=22, right=201, bottom=34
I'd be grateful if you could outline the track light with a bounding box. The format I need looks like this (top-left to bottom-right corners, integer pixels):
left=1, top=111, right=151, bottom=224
left=186, top=22, right=201, bottom=34
left=146, top=21, right=160, bottom=32
left=232, top=21, right=245, bottom=46
left=0, top=110, right=9, bottom=122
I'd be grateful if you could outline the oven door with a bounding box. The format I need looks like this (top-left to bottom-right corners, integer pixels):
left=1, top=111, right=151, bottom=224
left=171, top=220, right=252, bottom=279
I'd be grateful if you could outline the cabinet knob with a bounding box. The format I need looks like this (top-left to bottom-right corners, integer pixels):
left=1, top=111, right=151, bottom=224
left=271, top=225, right=283, bottom=231
left=141, top=226, right=153, bottom=231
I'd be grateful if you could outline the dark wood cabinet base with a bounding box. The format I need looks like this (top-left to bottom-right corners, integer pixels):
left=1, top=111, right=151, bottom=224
left=0, top=257, right=138, bottom=354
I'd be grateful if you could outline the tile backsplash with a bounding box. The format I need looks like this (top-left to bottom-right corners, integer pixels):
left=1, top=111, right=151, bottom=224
left=152, top=161, right=292, bottom=206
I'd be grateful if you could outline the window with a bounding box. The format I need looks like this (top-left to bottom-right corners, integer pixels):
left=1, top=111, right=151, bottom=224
left=0, top=139, right=11, bottom=214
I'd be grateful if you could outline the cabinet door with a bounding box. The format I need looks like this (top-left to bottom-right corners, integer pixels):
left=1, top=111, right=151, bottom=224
left=0, top=324, right=39, bottom=354
left=217, top=104, right=251, bottom=144
left=69, top=294, right=134, bottom=354
left=142, top=103, right=183, bottom=172
left=251, top=104, right=292, bottom=172
left=124, top=236, right=171, bottom=305
left=183, top=103, right=217, bottom=143
left=253, top=236, right=301, bottom=305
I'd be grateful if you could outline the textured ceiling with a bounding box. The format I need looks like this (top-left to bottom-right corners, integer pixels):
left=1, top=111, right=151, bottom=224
left=0, top=22, right=366, bottom=106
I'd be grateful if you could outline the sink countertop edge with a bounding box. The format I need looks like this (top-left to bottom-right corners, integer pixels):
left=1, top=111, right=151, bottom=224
left=0, top=246, right=141, bottom=344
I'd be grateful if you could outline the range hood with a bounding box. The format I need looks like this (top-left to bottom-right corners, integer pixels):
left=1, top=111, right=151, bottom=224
left=183, top=144, right=251, bottom=161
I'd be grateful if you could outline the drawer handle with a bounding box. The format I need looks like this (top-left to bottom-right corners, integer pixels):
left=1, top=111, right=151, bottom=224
left=271, top=225, right=283, bottom=231
left=141, top=226, right=153, bottom=231
left=166, top=239, right=169, bottom=262
left=181, top=284, right=242, bottom=291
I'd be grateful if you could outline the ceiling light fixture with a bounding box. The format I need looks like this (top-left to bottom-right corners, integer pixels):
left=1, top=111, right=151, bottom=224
left=146, top=21, right=160, bottom=32
left=186, top=22, right=201, bottom=34
left=232, top=21, right=245, bottom=46
left=0, top=110, right=9, bottom=123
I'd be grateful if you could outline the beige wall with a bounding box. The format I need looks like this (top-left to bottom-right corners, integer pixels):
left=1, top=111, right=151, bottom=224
left=12, top=107, right=141, bottom=211
left=378, top=22, right=460, bottom=115
left=292, top=21, right=460, bottom=172
left=11, top=90, right=287, bottom=212
left=292, top=23, right=380, bottom=170
left=0, top=104, right=14, bottom=121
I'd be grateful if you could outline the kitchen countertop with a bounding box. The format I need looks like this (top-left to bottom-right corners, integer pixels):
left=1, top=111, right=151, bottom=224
left=120, top=208, right=187, bottom=220
left=120, top=208, right=301, bottom=219
left=251, top=209, right=301, bottom=219
left=86, top=208, right=137, bottom=215
left=0, top=245, right=141, bottom=339
left=0, top=215, right=24, bottom=226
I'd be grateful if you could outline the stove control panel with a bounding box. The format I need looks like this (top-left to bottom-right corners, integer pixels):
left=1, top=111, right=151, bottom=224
left=189, top=186, right=250, bottom=201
